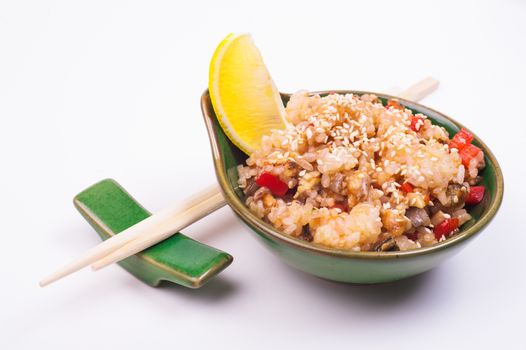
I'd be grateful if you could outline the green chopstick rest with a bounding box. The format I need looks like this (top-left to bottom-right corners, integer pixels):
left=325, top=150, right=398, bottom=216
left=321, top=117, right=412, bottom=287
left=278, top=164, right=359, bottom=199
left=73, top=179, right=233, bottom=288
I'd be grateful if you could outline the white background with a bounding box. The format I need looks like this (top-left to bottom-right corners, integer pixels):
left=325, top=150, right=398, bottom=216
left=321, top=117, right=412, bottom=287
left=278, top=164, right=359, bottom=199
left=1, top=0, right=525, bottom=349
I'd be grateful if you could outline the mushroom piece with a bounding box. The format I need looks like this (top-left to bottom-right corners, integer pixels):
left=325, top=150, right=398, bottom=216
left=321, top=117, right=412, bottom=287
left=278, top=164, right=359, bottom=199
left=244, top=179, right=259, bottom=197
left=405, top=207, right=431, bottom=228
left=372, top=237, right=399, bottom=252
left=445, top=183, right=468, bottom=211
left=433, top=183, right=469, bottom=213
left=299, top=224, right=313, bottom=242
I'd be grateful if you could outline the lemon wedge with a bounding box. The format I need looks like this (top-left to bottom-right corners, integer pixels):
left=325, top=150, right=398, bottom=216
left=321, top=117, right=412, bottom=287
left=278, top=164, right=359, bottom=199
left=209, top=33, right=287, bottom=155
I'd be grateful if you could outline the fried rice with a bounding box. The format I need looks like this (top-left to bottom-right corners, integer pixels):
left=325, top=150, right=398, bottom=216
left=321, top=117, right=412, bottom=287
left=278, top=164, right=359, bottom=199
left=237, top=91, right=485, bottom=251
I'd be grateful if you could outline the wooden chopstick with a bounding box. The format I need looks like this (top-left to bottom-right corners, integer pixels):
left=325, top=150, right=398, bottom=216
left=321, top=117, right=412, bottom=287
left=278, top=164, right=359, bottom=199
left=397, top=77, right=439, bottom=102
left=91, top=191, right=226, bottom=270
left=39, top=184, right=225, bottom=287
left=39, top=77, right=439, bottom=287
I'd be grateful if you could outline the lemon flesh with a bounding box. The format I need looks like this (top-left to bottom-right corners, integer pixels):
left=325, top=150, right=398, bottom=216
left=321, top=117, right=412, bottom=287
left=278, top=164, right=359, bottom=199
left=209, top=33, right=287, bottom=155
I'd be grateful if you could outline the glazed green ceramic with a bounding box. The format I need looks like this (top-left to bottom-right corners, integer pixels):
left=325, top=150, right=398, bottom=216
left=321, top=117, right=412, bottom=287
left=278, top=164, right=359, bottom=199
left=74, top=179, right=233, bottom=288
left=201, top=90, right=504, bottom=284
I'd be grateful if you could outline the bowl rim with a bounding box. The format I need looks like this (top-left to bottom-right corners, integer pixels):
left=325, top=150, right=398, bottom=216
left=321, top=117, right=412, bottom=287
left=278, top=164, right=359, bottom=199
left=201, top=89, right=504, bottom=259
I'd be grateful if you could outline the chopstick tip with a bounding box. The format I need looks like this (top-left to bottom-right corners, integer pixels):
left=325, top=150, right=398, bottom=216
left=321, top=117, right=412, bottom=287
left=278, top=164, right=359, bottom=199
left=39, top=278, right=50, bottom=288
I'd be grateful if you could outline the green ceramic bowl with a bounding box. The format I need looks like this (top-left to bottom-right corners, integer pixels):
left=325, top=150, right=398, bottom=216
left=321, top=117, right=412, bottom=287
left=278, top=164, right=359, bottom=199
left=201, top=90, right=504, bottom=284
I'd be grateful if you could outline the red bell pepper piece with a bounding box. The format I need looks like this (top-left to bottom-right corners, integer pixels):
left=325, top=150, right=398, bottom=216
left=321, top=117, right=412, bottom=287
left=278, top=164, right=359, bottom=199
left=449, top=128, right=473, bottom=151
left=400, top=181, right=414, bottom=193
left=406, top=231, right=419, bottom=241
left=410, top=115, right=425, bottom=132
left=466, top=185, right=485, bottom=205
left=255, top=172, right=289, bottom=197
left=459, top=144, right=481, bottom=167
left=433, top=218, right=459, bottom=240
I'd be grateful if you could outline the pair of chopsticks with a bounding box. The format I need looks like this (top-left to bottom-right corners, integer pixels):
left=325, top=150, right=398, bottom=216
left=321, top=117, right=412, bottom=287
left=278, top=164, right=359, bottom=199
left=39, top=77, right=439, bottom=287
left=39, top=185, right=226, bottom=287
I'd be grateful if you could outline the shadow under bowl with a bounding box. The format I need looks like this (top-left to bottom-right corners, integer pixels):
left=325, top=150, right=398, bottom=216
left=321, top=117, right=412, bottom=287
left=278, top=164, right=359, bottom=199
left=201, top=90, right=504, bottom=284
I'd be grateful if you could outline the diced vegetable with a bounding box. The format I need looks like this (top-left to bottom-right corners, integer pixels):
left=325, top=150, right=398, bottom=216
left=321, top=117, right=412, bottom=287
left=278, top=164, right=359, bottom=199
left=410, top=115, right=425, bottom=131
left=459, top=144, right=482, bottom=167
left=406, top=207, right=431, bottom=228
left=433, top=218, right=459, bottom=240
left=387, top=99, right=404, bottom=110
left=255, top=172, right=289, bottom=197
left=449, top=128, right=473, bottom=150
left=400, top=181, right=414, bottom=193
left=466, top=185, right=485, bottom=205
left=299, top=224, right=313, bottom=242
left=406, top=231, right=419, bottom=241
left=450, top=128, right=483, bottom=169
